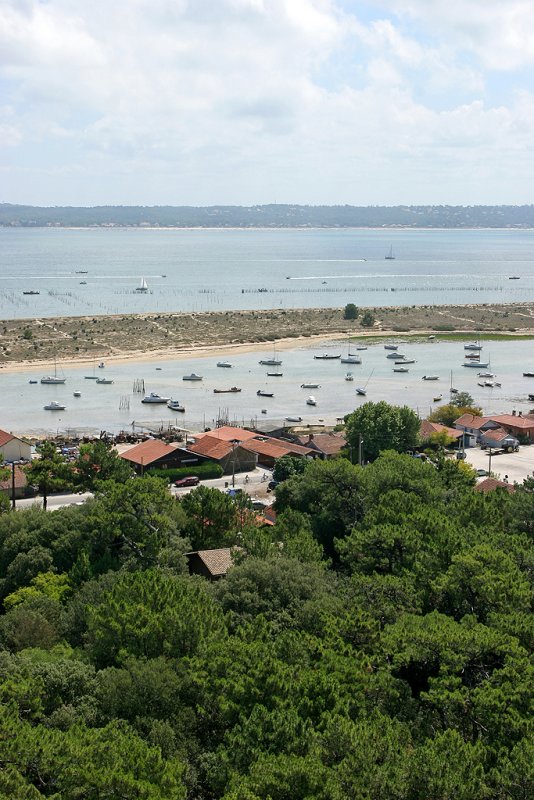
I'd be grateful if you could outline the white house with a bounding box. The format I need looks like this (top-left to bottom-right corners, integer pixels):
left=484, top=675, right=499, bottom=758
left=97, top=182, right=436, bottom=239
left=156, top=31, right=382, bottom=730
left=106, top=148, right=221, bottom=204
left=0, top=429, right=31, bottom=462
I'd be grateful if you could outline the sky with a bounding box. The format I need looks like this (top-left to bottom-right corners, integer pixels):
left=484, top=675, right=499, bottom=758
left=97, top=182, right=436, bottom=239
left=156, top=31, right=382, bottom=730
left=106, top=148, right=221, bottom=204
left=1, top=0, right=534, bottom=207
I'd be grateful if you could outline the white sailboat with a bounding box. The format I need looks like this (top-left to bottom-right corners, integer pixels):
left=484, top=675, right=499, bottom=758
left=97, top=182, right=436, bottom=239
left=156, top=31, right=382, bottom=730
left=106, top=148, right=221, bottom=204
left=136, top=277, right=149, bottom=293
left=385, top=245, right=395, bottom=260
left=41, top=357, right=66, bottom=385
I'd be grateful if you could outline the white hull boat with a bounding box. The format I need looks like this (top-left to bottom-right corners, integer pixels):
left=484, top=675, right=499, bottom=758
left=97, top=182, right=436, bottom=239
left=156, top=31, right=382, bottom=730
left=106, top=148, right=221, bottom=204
left=167, top=399, right=185, bottom=412
left=142, top=392, right=170, bottom=403
left=306, top=396, right=317, bottom=406
left=183, top=373, right=203, bottom=381
left=44, top=400, right=66, bottom=411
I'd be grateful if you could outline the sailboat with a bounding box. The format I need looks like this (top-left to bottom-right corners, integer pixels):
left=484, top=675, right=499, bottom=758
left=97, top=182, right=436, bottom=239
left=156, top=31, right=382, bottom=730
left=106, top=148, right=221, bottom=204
left=136, top=277, right=149, bottom=293
left=41, top=357, right=66, bottom=385
left=450, top=371, right=459, bottom=395
left=385, top=245, right=395, bottom=260
left=356, top=369, right=374, bottom=396
left=340, top=336, right=362, bottom=364
left=259, top=344, right=282, bottom=366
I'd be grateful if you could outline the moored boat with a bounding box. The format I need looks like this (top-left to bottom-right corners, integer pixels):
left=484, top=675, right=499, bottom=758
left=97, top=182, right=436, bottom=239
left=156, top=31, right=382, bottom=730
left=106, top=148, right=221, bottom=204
left=142, top=392, right=170, bottom=403
left=96, top=378, right=114, bottom=384
left=267, top=371, right=283, bottom=377
left=393, top=367, right=409, bottom=373
left=285, top=416, right=302, bottom=422
left=314, top=353, right=341, bottom=360
left=257, top=390, right=274, bottom=397
left=217, top=361, right=233, bottom=368
left=306, top=396, right=317, bottom=406
left=183, top=373, right=203, bottom=381
left=167, top=399, right=185, bottom=412
left=341, top=355, right=362, bottom=364
left=44, top=400, right=66, bottom=411
left=345, top=372, right=354, bottom=381
left=463, top=361, right=489, bottom=368
left=213, top=387, right=241, bottom=393
left=422, top=375, right=439, bottom=380
left=73, top=390, right=81, bottom=397
left=384, top=344, right=398, bottom=350
left=301, top=383, right=320, bottom=388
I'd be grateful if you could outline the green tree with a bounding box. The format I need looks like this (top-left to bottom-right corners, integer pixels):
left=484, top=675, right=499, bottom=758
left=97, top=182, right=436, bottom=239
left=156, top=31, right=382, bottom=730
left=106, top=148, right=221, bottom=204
left=86, top=569, right=226, bottom=667
left=181, top=485, right=239, bottom=550
left=272, top=455, right=307, bottom=483
left=429, top=403, right=482, bottom=427
left=73, top=439, right=134, bottom=490
left=24, top=441, right=72, bottom=511
left=360, top=310, right=375, bottom=328
left=343, top=303, right=359, bottom=320
left=345, top=401, right=420, bottom=462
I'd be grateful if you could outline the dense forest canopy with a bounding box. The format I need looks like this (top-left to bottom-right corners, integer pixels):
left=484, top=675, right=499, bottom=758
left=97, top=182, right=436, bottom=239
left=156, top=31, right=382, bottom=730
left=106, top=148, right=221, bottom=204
left=1, top=203, right=534, bottom=228
left=0, top=437, right=532, bottom=798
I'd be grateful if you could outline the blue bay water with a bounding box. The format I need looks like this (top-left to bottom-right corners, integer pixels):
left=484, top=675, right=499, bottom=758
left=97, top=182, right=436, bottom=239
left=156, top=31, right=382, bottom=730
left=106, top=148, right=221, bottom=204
left=2, top=338, right=534, bottom=437
left=1, top=227, right=534, bottom=319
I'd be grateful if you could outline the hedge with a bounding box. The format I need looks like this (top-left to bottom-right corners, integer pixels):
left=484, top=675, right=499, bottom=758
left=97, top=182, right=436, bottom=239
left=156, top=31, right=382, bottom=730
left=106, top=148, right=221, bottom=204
left=147, top=463, right=224, bottom=482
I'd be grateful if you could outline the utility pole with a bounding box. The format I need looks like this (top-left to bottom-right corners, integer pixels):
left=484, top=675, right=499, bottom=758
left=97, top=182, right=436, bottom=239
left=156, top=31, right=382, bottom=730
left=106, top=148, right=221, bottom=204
left=11, top=462, right=16, bottom=510
left=232, top=442, right=236, bottom=487
left=487, top=446, right=493, bottom=475
left=358, top=434, right=364, bottom=466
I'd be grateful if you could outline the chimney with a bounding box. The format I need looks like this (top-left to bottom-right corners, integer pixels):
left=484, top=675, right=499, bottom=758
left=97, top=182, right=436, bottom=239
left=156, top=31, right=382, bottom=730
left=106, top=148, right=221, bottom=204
left=519, top=411, right=523, bottom=417
left=512, top=410, right=516, bottom=416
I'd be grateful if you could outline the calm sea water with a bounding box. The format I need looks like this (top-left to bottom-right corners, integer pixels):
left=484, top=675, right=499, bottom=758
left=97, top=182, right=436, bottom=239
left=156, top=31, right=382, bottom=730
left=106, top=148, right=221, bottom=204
left=1, top=227, right=534, bottom=319
left=3, top=338, right=534, bottom=437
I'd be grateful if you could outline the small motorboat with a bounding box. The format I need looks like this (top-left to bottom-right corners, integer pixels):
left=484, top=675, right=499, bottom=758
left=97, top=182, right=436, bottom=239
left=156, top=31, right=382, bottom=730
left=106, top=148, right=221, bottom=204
left=345, top=372, right=354, bottom=381
left=44, top=400, right=66, bottom=411
left=213, top=387, right=241, bottom=393
left=98, top=361, right=105, bottom=368
left=142, top=392, right=170, bottom=403
left=267, top=372, right=283, bottom=377
left=509, top=276, right=520, bottom=280
left=314, top=353, right=341, bottom=360
left=356, top=345, right=367, bottom=351
left=356, top=387, right=367, bottom=396
left=23, top=290, right=40, bottom=295
left=96, top=378, right=114, bottom=384
left=464, top=343, right=483, bottom=350
left=28, top=379, right=38, bottom=384
left=167, top=399, right=185, bottom=412
left=433, top=395, right=443, bottom=402
left=217, top=361, right=233, bottom=368
left=393, top=367, right=409, bottom=373
left=257, top=390, right=274, bottom=397
left=261, top=409, right=268, bottom=414
left=306, top=396, right=317, bottom=406
left=422, top=375, right=439, bottom=380
left=384, top=344, right=398, bottom=350
left=523, top=372, right=534, bottom=378
left=183, top=373, right=203, bottom=381
left=79, top=281, right=87, bottom=285
left=528, top=394, right=534, bottom=401
left=301, top=383, right=320, bottom=388
left=73, top=390, right=82, bottom=397
left=396, top=358, right=416, bottom=364
left=285, top=416, right=303, bottom=422
left=478, top=372, right=495, bottom=378
left=387, top=352, right=405, bottom=359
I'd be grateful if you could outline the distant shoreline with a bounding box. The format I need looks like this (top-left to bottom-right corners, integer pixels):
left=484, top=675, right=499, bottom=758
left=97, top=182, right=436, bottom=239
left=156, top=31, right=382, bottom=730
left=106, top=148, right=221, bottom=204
left=2, top=225, right=534, bottom=232
left=2, top=302, right=534, bottom=372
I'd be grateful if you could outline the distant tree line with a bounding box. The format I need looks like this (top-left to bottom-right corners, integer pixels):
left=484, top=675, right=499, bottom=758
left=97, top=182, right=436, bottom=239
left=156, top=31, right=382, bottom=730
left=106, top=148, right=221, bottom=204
left=1, top=203, right=534, bottom=228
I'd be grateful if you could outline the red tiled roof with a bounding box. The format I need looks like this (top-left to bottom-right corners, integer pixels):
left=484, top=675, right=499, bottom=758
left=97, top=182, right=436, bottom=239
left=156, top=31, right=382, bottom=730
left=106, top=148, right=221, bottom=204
left=242, top=438, right=314, bottom=459
left=187, top=435, right=234, bottom=460
left=420, top=420, right=463, bottom=440
left=489, top=414, right=534, bottom=430
left=119, top=438, right=177, bottom=466
left=195, top=426, right=258, bottom=443
left=0, top=429, right=16, bottom=447
left=262, top=506, right=277, bottom=525
left=475, top=477, right=515, bottom=494
left=187, top=548, right=237, bottom=576
left=0, top=465, right=27, bottom=491
left=297, top=433, right=347, bottom=455
left=454, top=414, right=489, bottom=430
left=480, top=427, right=516, bottom=444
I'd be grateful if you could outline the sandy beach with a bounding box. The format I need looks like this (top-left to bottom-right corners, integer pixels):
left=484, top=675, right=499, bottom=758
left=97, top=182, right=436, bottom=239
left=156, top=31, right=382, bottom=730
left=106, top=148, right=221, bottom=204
left=1, top=302, right=534, bottom=374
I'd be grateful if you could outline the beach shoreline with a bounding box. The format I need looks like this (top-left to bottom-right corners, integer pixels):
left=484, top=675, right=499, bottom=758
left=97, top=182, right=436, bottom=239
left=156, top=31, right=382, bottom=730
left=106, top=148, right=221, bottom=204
left=2, top=302, right=534, bottom=374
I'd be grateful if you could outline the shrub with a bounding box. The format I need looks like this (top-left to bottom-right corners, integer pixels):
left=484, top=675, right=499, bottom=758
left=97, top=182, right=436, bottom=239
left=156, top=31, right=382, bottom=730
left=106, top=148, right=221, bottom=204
left=343, top=303, right=359, bottom=320
left=147, top=463, right=223, bottom=483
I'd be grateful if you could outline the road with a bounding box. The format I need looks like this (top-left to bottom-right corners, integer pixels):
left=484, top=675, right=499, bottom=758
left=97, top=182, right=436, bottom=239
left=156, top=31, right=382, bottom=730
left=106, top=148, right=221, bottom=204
left=14, top=468, right=274, bottom=511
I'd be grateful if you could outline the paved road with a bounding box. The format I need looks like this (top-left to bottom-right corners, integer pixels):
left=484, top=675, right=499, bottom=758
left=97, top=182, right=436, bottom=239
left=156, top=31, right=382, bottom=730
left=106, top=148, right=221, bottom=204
left=15, top=468, right=274, bottom=511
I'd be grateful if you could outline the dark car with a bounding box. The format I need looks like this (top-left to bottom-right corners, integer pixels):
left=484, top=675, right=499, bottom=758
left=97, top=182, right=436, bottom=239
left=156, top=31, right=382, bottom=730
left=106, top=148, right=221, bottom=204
left=267, top=480, right=279, bottom=491
left=174, top=476, right=200, bottom=488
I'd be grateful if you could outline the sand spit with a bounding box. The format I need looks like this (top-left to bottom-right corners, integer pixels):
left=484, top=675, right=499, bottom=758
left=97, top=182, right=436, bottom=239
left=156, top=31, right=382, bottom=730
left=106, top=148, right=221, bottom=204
left=1, top=303, right=534, bottom=373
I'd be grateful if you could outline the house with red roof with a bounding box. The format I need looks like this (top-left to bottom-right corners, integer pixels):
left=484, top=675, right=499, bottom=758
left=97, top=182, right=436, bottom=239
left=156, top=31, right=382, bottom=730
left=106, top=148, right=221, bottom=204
left=420, top=420, right=464, bottom=445
left=186, top=435, right=258, bottom=474
left=118, top=438, right=210, bottom=474
left=0, top=428, right=31, bottom=462
left=455, top=410, right=534, bottom=446
left=0, top=464, right=31, bottom=500
left=479, top=427, right=519, bottom=450
left=474, top=477, right=516, bottom=494
left=294, top=432, right=347, bottom=459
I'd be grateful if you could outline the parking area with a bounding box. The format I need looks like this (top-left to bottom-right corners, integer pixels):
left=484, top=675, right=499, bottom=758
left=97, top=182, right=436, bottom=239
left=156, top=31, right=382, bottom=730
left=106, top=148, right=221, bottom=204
left=464, top=445, right=534, bottom=484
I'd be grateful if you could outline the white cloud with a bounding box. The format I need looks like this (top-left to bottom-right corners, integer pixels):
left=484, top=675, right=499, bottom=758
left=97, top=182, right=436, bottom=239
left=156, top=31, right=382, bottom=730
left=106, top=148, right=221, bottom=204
left=0, top=0, right=533, bottom=204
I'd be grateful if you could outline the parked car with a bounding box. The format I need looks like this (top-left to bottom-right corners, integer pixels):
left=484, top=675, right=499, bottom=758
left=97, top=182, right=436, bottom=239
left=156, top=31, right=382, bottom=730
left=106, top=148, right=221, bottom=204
left=476, top=468, right=488, bottom=477
left=174, top=476, right=200, bottom=487
left=267, top=480, right=279, bottom=491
